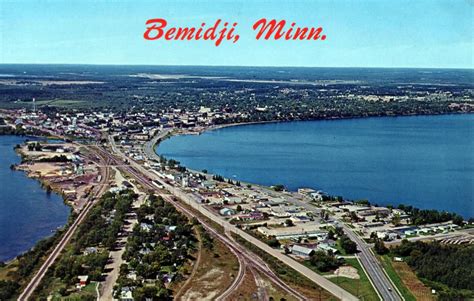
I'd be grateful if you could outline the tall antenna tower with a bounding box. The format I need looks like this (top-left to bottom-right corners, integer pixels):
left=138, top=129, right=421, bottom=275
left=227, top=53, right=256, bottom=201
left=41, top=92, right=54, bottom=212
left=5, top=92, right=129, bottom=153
left=32, top=98, right=36, bottom=113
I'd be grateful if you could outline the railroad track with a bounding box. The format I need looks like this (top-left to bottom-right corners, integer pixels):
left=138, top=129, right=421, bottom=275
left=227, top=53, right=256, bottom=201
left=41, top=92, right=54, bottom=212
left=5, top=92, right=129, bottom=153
left=215, top=231, right=247, bottom=301
left=18, top=149, right=112, bottom=301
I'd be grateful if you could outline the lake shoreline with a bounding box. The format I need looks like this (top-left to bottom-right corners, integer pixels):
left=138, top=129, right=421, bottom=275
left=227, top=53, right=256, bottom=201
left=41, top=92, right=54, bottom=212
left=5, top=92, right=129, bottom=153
left=0, top=135, right=71, bottom=263
left=159, top=112, right=474, bottom=147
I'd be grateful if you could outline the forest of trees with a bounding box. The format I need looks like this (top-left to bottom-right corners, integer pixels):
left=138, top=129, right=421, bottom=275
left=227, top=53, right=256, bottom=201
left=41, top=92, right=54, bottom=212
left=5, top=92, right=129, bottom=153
left=1, top=67, right=472, bottom=125
left=0, top=280, right=19, bottom=300
left=75, top=190, right=135, bottom=251
left=392, top=240, right=474, bottom=298
left=38, top=154, right=71, bottom=162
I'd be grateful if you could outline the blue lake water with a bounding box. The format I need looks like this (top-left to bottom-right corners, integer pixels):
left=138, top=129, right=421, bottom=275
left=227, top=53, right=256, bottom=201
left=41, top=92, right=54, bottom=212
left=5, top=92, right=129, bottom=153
left=158, top=114, right=474, bottom=218
left=0, top=136, right=70, bottom=262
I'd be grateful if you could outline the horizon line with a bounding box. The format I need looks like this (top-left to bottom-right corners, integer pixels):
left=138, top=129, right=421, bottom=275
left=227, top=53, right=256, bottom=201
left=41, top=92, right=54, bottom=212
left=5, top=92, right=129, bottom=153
left=0, top=62, right=473, bottom=70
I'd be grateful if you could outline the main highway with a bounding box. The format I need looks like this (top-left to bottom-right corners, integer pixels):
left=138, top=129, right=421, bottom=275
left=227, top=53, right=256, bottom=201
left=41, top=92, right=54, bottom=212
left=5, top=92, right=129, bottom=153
left=262, top=188, right=402, bottom=301
left=342, top=225, right=402, bottom=301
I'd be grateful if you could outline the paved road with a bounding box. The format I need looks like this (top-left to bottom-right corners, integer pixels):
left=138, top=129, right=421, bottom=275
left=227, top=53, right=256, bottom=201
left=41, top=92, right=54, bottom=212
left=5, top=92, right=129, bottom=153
left=18, top=148, right=112, bottom=301
left=275, top=193, right=401, bottom=300
left=99, top=193, right=145, bottom=300
left=143, top=128, right=171, bottom=160
left=107, top=139, right=358, bottom=301
left=342, top=225, right=401, bottom=301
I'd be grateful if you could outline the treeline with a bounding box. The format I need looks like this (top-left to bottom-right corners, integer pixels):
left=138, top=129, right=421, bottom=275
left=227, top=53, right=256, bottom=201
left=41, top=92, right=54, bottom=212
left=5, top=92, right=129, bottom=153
left=208, top=174, right=241, bottom=186
left=160, top=158, right=186, bottom=172
left=309, top=251, right=341, bottom=272
left=27, top=142, right=42, bottom=151
left=38, top=154, right=71, bottom=162
left=212, top=174, right=225, bottom=182
left=397, top=204, right=464, bottom=225
left=308, top=228, right=357, bottom=272
left=392, top=240, right=474, bottom=298
left=0, top=125, right=22, bottom=135
left=328, top=227, right=358, bottom=254
left=54, top=251, right=109, bottom=285
left=15, top=231, right=67, bottom=279
left=0, top=280, right=19, bottom=300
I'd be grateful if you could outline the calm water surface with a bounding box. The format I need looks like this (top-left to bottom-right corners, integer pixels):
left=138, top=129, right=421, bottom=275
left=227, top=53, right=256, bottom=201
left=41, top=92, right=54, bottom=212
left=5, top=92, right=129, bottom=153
left=159, top=115, right=474, bottom=218
left=0, top=136, right=70, bottom=261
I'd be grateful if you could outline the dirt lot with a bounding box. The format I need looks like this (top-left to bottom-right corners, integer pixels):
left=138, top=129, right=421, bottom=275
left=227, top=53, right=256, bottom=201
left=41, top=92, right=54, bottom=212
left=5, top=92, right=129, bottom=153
left=227, top=267, right=259, bottom=301
left=393, top=261, right=435, bottom=301
left=178, top=239, right=239, bottom=300
left=333, top=265, right=360, bottom=279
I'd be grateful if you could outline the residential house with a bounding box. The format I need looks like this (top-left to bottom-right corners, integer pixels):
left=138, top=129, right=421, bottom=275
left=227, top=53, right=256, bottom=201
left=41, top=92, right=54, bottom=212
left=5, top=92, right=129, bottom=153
left=77, top=275, right=89, bottom=289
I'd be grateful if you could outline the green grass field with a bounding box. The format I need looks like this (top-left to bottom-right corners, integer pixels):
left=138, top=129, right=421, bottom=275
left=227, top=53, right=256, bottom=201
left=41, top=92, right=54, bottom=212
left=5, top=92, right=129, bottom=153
left=303, top=256, right=378, bottom=300
left=328, top=257, right=379, bottom=301
left=50, top=281, right=97, bottom=301
left=334, top=239, right=348, bottom=256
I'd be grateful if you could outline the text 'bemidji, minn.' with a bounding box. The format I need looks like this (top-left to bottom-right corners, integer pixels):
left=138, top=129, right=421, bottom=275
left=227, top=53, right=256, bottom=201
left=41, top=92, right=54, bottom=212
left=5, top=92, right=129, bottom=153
left=144, top=18, right=327, bottom=46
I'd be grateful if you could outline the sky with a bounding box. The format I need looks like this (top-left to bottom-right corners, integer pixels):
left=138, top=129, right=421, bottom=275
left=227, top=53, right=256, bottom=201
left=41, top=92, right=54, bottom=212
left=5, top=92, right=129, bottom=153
left=0, top=0, right=472, bottom=68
